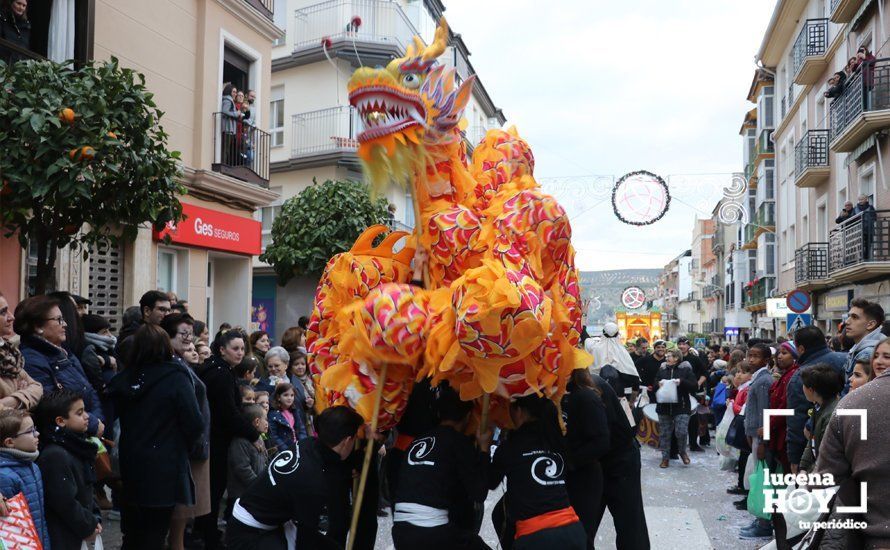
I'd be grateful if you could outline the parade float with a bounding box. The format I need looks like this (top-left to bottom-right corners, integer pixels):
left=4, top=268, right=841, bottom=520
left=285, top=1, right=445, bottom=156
left=304, top=20, right=590, bottom=546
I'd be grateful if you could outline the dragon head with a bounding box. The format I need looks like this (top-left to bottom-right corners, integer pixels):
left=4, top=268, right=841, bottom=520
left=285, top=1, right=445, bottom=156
left=347, top=19, right=475, bottom=191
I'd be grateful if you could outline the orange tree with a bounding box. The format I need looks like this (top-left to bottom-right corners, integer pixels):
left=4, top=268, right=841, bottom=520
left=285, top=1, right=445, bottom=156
left=0, top=58, right=183, bottom=294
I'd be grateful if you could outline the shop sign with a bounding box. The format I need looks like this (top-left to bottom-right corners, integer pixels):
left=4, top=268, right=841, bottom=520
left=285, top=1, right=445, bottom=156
left=154, top=203, right=262, bottom=255
left=824, top=290, right=853, bottom=313
left=767, top=298, right=811, bottom=318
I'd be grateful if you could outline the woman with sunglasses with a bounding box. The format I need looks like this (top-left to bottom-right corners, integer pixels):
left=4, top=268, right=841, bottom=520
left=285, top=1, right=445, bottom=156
left=0, top=292, right=43, bottom=411
left=15, top=295, right=104, bottom=437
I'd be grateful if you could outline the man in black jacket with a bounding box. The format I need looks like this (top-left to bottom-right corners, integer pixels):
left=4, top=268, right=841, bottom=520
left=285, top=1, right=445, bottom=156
left=391, top=385, right=491, bottom=549
left=678, top=337, right=708, bottom=451
left=588, top=373, right=650, bottom=550
left=227, top=406, right=365, bottom=550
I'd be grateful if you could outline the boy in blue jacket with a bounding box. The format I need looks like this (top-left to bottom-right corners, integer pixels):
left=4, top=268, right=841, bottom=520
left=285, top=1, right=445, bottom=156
left=0, top=409, right=49, bottom=549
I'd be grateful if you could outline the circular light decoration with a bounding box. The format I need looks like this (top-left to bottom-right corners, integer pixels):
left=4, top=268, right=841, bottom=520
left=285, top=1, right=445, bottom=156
left=611, top=170, right=671, bottom=226
left=621, top=286, right=647, bottom=310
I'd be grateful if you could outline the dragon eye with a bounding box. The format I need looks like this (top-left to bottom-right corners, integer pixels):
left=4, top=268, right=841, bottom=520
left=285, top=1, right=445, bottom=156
left=402, top=73, right=421, bottom=89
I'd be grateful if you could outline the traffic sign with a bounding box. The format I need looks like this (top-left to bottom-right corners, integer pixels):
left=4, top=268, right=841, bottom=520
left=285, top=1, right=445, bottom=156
left=786, top=290, right=812, bottom=314
left=786, top=313, right=813, bottom=333
left=694, top=337, right=707, bottom=348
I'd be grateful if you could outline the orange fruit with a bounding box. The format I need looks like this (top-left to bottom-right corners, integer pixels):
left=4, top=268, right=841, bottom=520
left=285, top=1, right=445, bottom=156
left=59, top=108, right=75, bottom=125
left=80, top=146, right=95, bottom=160
left=107, top=131, right=117, bottom=139
left=69, top=148, right=79, bottom=160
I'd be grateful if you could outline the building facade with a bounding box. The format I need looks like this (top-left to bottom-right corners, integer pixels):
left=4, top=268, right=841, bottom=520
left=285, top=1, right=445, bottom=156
left=758, top=0, right=890, bottom=337
left=253, top=0, right=506, bottom=337
left=0, top=0, right=283, bottom=330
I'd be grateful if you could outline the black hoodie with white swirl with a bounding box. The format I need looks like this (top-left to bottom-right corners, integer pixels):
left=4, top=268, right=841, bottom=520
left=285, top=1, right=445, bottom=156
left=489, top=421, right=572, bottom=521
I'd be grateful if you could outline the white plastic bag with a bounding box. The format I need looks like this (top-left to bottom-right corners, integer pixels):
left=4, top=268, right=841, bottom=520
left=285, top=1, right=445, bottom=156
left=719, top=455, right=738, bottom=471
left=743, top=450, right=757, bottom=490
left=81, top=535, right=103, bottom=550
left=634, top=391, right=650, bottom=408
left=715, top=406, right=739, bottom=459
left=655, top=379, right=678, bottom=404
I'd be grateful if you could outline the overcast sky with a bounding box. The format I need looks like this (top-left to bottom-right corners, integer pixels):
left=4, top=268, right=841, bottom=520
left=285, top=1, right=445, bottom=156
left=444, top=0, right=776, bottom=271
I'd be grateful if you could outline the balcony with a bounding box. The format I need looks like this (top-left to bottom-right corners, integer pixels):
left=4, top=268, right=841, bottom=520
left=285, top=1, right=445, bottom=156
left=744, top=276, right=775, bottom=311
left=741, top=223, right=758, bottom=250
left=827, top=210, right=890, bottom=282
left=243, top=0, right=274, bottom=20
left=792, top=19, right=829, bottom=85
left=794, top=242, right=829, bottom=289
left=794, top=129, right=830, bottom=188
left=830, top=58, right=890, bottom=152
left=830, top=0, right=864, bottom=23
left=753, top=201, right=775, bottom=238
left=276, top=106, right=362, bottom=171
left=282, top=0, right=422, bottom=68
left=212, top=113, right=271, bottom=187
left=0, top=38, right=44, bottom=65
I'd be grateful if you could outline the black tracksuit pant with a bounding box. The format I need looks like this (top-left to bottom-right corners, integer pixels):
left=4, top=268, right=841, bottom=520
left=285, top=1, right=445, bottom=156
left=593, top=447, right=650, bottom=550
left=567, top=463, right=603, bottom=549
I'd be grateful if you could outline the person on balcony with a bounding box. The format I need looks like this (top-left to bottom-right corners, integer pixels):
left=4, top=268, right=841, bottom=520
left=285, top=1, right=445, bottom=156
left=854, top=194, right=875, bottom=216
left=0, top=0, right=31, bottom=62
left=844, top=56, right=858, bottom=78
left=220, top=83, right=243, bottom=166
left=854, top=194, right=877, bottom=259
left=824, top=71, right=847, bottom=100
left=835, top=201, right=854, bottom=224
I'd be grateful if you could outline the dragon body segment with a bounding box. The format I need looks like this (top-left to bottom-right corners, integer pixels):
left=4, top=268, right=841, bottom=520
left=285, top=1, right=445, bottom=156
left=307, top=20, right=588, bottom=429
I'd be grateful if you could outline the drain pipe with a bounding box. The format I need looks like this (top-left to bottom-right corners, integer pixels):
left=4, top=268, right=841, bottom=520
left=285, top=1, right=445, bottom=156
left=877, top=131, right=887, bottom=191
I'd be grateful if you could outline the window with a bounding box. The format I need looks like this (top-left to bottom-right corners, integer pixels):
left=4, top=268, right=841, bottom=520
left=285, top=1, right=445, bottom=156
left=157, top=250, right=176, bottom=294
left=858, top=164, right=875, bottom=205
left=261, top=186, right=283, bottom=250
left=270, top=86, right=285, bottom=148
left=405, top=190, right=415, bottom=228
left=802, top=214, right=809, bottom=247
left=273, top=0, right=287, bottom=41
left=817, top=200, right=828, bottom=242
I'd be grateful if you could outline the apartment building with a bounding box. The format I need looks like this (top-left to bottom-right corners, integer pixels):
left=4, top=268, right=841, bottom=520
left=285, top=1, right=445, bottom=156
left=254, top=0, right=506, bottom=336
left=738, top=69, right=780, bottom=339
left=719, top=197, right=754, bottom=343
left=656, top=249, right=692, bottom=340
left=758, top=0, right=890, bottom=336
left=0, top=0, right=283, bottom=330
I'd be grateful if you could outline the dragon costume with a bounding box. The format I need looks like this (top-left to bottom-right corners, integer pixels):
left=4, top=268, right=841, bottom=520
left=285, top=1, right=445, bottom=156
left=307, top=20, right=589, bottom=430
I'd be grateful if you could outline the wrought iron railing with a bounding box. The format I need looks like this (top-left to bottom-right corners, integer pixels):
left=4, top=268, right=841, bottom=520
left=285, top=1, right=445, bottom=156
left=792, top=19, right=829, bottom=78
left=212, top=112, right=271, bottom=185
left=828, top=210, right=890, bottom=272
left=243, top=0, right=274, bottom=20
left=789, top=82, right=795, bottom=105
left=292, top=0, right=420, bottom=53
left=794, top=129, right=830, bottom=175
left=795, top=242, right=829, bottom=284
left=744, top=223, right=758, bottom=244
left=831, top=58, right=890, bottom=138
left=290, top=106, right=361, bottom=157
left=746, top=276, right=775, bottom=307
left=830, top=0, right=841, bottom=13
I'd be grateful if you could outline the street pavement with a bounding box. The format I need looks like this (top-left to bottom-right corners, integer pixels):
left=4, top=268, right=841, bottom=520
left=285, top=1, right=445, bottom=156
left=99, top=437, right=769, bottom=549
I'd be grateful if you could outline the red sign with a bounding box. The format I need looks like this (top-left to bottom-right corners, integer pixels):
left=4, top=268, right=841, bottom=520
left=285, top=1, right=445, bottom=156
left=154, top=203, right=262, bottom=256
left=786, top=289, right=812, bottom=314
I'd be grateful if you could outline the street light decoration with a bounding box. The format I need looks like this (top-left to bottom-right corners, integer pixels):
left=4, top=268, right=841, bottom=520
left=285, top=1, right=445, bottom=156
left=611, top=170, right=671, bottom=226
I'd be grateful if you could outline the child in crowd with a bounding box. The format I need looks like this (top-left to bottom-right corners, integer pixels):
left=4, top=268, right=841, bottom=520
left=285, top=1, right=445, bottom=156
left=35, top=389, right=102, bottom=548
left=0, top=410, right=49, bottom=548
left=254, top=391, right=270, bottom=414
left=227, top=405, right=268, bottom=509
left=727, top=363, right=754, bottom=503
left=233, top=360, right=257, bottom=387
left=181, top=341, right=200, bottom=366
left=239, top=385, right=256, bottom=405
left=290, top=352, right=315, bottom=435
left=195, top=342, right=212, bottom=363
left=849, top=357, right=874, bottom=391
left=798, top=365, right=845, bottom=473
left=268, top=383, right=306, bottom=454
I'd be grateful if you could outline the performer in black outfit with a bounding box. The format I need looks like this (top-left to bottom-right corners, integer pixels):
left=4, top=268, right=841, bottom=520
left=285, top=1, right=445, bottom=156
left=590, top=372, right=651, bottom=550
left=562, top=369, right=610, bottom=549
left=226, top=406, right=364, bottom=550
left=391, top=384, right=492, bottom=550
left=489, top=394, right=586, bottom=549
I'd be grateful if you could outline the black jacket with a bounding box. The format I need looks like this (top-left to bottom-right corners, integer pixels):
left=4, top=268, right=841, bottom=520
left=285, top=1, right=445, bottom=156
left=37, top=429, right=100, bottom=550
left=114, top=320, right=143, bottom=369
left=0, top=9, right=30, bottom=58
left=237, top=437, right=349, bottom=548
left=489, top=421, right=572, bottom=521
left=393, top=424, right=489, bottom=512
left=654, top=361, right=698, bottom=416
left=196, top=355, right=253, bottom=449
left=109, top=359, right=204, bottom=507
left=590, top=374, right=639, bottom=474
left=561, top=385, right=610, bottom=471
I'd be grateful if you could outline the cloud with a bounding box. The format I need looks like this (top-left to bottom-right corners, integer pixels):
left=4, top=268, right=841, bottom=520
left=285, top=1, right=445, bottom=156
left=445, top=0, right=775, bottom=270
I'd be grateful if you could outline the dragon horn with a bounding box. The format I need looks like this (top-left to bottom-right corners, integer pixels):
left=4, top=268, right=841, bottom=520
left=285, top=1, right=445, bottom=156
left=422, top=18, right=449, bottom=61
